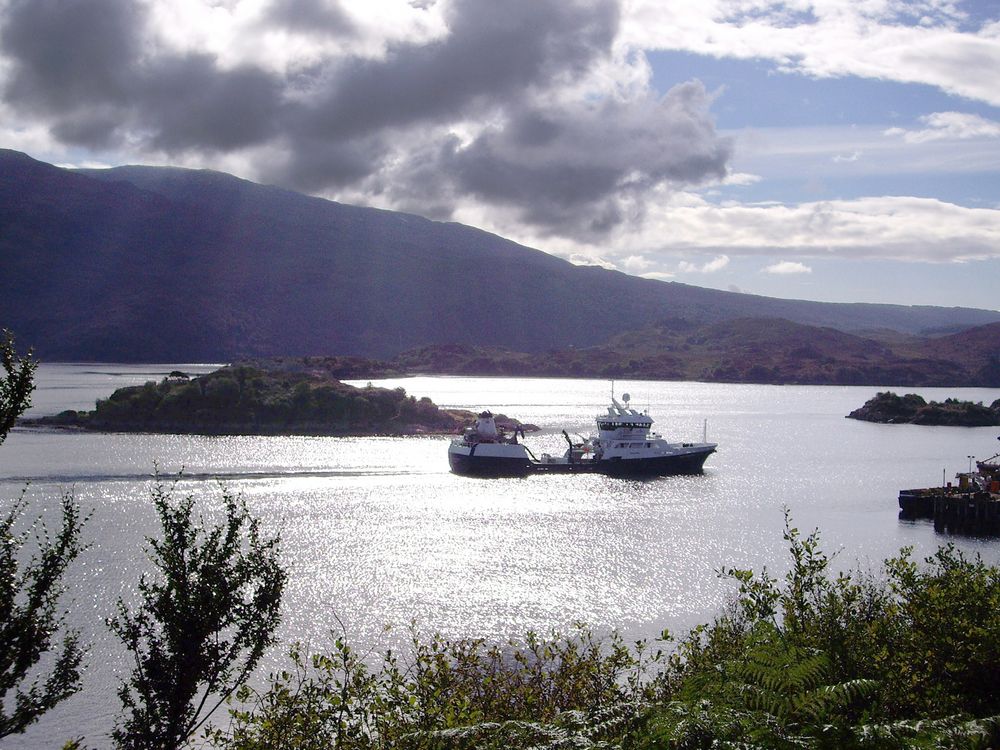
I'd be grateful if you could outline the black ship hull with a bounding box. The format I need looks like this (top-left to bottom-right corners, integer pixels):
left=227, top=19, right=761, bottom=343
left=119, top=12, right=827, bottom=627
left=450, top=444, right=715, bottom=477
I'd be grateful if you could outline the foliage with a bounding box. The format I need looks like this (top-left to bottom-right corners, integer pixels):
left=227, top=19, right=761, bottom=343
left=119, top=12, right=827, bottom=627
left=210, top=624, right=661, bottom=750
left=880, top=545, right=1000, bottom=717
left=0, top=328, right=36, bottom=445
left=647, top=511, right=1000, bottom=749
left=0, top=491, right=86, bottom=738
left=109, top=479, right=285, bottom=750
left=644, top=623, right=881, bottom=749
left=199, top=511, right=1000, bottom=749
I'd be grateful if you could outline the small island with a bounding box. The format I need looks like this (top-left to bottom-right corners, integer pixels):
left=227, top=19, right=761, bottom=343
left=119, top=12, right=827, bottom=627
left=847, top=391, right=1000, bottom=426
left=28, top=361, right=475, bottom=436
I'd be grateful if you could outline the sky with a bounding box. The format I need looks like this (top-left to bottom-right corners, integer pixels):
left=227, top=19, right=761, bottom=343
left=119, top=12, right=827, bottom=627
left=2, top=0, right=999, bottom=311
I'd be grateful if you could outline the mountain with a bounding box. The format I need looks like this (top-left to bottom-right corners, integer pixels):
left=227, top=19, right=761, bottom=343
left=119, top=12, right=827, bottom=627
left=3, top=149, right=999, bottom=362
left=391, top=318, right=1000, bottom=386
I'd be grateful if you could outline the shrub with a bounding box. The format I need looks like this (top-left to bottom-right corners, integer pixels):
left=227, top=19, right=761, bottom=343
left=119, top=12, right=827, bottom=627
left=211, top=624, right=662, bottom=750
left=0, top=492, right=85, bottom=738
left=110, top=479, right=285, bottom=750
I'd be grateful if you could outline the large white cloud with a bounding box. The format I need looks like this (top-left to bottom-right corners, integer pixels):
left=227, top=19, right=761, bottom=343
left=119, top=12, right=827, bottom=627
left=483, top=192, right=1000, bottom=272
left=623, top=0, right=1000, bottom=106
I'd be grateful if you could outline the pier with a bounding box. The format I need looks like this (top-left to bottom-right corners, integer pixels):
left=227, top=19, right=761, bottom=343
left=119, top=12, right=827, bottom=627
left=899, top=454, right=1000, bottom=534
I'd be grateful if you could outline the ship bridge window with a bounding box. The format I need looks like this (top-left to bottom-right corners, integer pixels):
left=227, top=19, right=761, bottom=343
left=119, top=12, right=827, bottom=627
left=599, top=421, right=649, bottom=430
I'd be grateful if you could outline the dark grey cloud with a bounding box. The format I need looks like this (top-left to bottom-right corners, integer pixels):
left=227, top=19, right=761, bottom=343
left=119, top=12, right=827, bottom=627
left=0, top=0, right=733, bottom=239
left=271, top=0, right=623, bottom=188
left=265, top=0, right=354, bottom=36
left=137, top=57, right=284, bottom=151
left=0, top=0, right=286, bottom=151
left=292, top=0, right=620, bottom=139
left=387, top=82, right=733, bottom=238
left=2, top=0, right=140, bottom=112
left=271, top=133, right=390, bottom=192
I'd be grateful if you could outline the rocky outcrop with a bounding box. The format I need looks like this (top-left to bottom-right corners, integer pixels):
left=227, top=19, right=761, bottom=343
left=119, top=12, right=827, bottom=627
left=848, top=392, right=1000, bottom=426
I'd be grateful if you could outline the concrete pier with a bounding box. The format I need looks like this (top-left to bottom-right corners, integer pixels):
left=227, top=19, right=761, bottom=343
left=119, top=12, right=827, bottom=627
left=899, top=488, right=1000, bottom=534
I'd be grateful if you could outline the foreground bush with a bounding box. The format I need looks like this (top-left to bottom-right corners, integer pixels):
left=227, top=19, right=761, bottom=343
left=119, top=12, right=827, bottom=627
left=646, top=512, right=1000, bottom=748
left=210, top=625, right=662, bottom=749
left=110, top=479, right=285, bottom=750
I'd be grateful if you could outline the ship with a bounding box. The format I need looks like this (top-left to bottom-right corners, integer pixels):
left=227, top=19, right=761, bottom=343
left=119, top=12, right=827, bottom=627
left=448, top=393, right=716, bottom=477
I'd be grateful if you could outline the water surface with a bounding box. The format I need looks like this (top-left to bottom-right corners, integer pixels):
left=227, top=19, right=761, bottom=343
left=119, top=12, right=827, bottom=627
left=3, top=365, right=999, bottom=747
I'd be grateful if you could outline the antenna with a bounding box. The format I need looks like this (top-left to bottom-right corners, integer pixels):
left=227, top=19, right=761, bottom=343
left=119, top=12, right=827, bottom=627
left=703, top=419, right=708, bottom=443
left=611, top=379, right=615, bottom=401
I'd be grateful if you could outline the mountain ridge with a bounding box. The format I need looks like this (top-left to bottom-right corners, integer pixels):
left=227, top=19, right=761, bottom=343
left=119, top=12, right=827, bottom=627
left=2, top=148, right=999, bottom=363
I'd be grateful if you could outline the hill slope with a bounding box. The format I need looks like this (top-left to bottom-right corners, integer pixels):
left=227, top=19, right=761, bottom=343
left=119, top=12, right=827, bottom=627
left=2, top=149, right=999, bottom=362
left=391, top=318, right=1000, bottom=386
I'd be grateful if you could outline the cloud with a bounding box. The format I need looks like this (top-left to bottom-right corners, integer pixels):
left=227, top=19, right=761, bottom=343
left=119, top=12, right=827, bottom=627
left=0, top=0, right=733, bottom=237
left=678, top=254, right=730, bottom=273
left=264, top=0, right=355, bottom=36
left=624, top=1, right=1000, bottom=106
left=729, top=124, right=1000, bottom=179
left=832, top=151, right=861, bottom=163
left=0, top=0, right=286, bottom=151
left=494, top=192, right=1000, bottom=276
left=884, top=112, right=1000, bottom=143
left=763, top=260, right=812, bottom=274
left=289, top=0, right=621, bottom=143
left=383, top=80, right=731, bottom=238
left=722, top=171, right=761, bottom=185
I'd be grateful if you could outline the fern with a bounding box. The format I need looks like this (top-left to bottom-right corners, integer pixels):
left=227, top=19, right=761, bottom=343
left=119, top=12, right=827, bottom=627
left=854, top=713, right=1000, bottom=748
left=644, top=624, right=886, bottom=749
left=395, top=702, right=643, bottom=749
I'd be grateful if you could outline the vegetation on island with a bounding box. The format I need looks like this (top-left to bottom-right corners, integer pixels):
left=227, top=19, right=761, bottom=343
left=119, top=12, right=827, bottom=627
left=848, top=391, right=1000, bottom=426
left=32, top=361, right=470, bottom=436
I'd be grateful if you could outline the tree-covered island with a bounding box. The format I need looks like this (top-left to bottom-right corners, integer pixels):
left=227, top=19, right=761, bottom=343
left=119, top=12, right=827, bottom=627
left=27, top=359, right=476, bottom=436
left=848, top=391, right=1000, bottom=426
